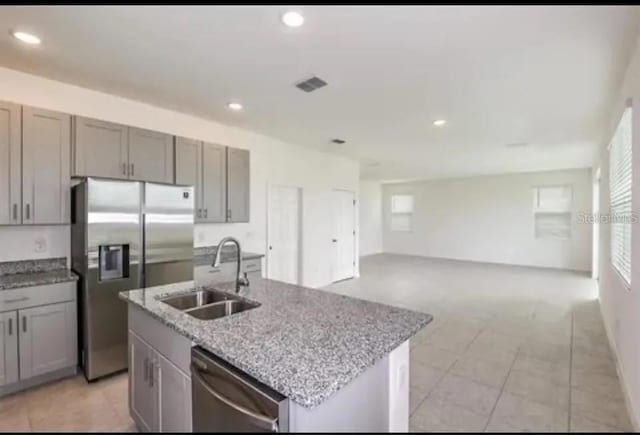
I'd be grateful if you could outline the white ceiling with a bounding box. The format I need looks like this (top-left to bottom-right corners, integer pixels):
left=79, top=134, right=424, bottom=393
left=0, top=5, right=638, bottom=181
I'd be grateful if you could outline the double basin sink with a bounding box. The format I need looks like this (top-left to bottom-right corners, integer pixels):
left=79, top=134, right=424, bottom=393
left=160, top=288, right=259, bottom=320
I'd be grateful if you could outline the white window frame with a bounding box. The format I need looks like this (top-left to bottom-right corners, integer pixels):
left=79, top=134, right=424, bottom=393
left=390, top=194, right=414, bottom=232
left=609, top=106, right=632, bottom=286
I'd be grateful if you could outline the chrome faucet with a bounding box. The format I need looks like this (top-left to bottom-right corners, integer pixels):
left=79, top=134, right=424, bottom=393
left=212, top=236, right=249, bottom=293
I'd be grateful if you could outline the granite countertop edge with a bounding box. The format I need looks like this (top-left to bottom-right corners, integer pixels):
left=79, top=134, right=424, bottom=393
left=119, top=280, right=431, bottom=409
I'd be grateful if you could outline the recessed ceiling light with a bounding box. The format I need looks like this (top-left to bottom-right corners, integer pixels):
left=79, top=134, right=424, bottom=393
left=281, top=11, right=305, bottom=28
left=11, top=31, right=41, bottom=45
left=433, top=119, right=447, bottom=127
left=227, top=102, right=243, bottom=111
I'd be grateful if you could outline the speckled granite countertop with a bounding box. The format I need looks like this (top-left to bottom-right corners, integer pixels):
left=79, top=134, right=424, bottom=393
left=0, top=257, right=78, bottom=290
left=120, top=277, right=431, bottom=408
left=193, top=245, right=264, bottom=267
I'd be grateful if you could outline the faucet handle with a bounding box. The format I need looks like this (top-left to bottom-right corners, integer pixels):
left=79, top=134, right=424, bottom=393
left=241, top=272, right=250, bottom=287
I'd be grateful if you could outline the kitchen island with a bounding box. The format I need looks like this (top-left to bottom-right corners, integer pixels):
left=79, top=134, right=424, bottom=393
left=120, top=277, right=431, bottom=432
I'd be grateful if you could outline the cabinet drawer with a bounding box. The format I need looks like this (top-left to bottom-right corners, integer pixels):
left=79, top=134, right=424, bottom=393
left=0, top=282, right=75, bottom=313
left=243, top=259, right=261, bottom=273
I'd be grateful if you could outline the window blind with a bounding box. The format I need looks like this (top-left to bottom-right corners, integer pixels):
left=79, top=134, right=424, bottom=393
left=610, top=107, right=632, bottom=285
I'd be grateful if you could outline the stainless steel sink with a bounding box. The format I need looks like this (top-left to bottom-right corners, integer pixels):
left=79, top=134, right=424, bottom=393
left=159, top=289, right=259, bottom=320
left=185, top=300, right=259, bottom=320
left=161, top=289, right=234, bottom=310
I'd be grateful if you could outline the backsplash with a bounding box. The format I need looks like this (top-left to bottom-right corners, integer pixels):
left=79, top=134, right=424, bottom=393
left=0, top=257, right=67, bottom=276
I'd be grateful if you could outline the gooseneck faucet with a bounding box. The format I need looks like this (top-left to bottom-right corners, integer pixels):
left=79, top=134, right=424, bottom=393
left=212, top=236, right=249, bottom=293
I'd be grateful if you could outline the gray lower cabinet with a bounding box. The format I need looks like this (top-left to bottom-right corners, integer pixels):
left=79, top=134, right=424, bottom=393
left=18, top=301, right=77, bottom=380
left=0, top=101, right=21, bottom=225
left=157, top=352, right=191, bottom=432
left=0, top=312, right=18, bottom=386
left=22, top=106, right=71, bottom=225
left=128, top=127, right=174, bottom=183
left=73, top=116, right=129, bottom=179
left=226, top=147, right=250, bottom=222
left=129, top=329, right=191, bottom=433
left=129, top=331, right=157, bottom=432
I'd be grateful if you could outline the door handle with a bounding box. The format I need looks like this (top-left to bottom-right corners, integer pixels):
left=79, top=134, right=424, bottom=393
left=22, top=316, right=26, bottom=333
left=12, top=204, right=17, bottom=221
left=25, top=204, right=30, bottom=221
left=8, top=318, right=12, bottom=336
left=130, top=163, right=135, bottom=177
left=149, top=359, right=155, bottom=387
left=226, top=209, right=232, bottom=220
left=2, top=297, right=29, bottom=304
left=191, top=363, right=278, bottom=432
left=204, top=209, right=208, bottom=218
left=122, top=162, right=127, bottom=176
left=196, top=209, right=201, bottom=219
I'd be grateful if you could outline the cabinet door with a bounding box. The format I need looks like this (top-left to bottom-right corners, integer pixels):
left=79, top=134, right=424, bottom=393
left=226, top=147, right=250, bottom=222
left=128, top=127, right=174, bottom=183
left=22, top=106, right=71, bottom=224
left=157, top=351, right=191, bottom=432
left=0, top=101, right=21, bottom=225
left=0, top=312, right=18, bottom=386
left=201, top=142, right=227, bottom=222
left=18, top=301, right=77, bottom=380
left=129, top=331, right=156, bottom=432
left=73, top=116, right=129, bottom=179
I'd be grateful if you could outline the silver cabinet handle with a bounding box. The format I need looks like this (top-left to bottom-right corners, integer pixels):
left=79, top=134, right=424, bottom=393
left=191, top=364, right=278, bottom=432
left=2, top=297, right=29, bottom=304
left=12, top=204, right=17, bottom=221
left=196, top=209, right=201, bottom=219
left=204, top=209, right=208, bottom=218
left=149, top=359, right=155, bottom=387
left=122, top=162, right=127, bottom=176
left=25, top=204, right=30, bottom=220
left=8, top=318, right=12, bottom=336
left=130, top=163, right=135, bottom=177
left=143, top=357, right=149, bottom=383
left=22, top=316, right=26, bottom=333
left=226, top=209, right=232, bottom=220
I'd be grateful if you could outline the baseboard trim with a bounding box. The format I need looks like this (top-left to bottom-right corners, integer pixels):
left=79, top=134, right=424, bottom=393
left=599, top=301, right=639, bottom=431
left=0, top=365, right=77, bottom=397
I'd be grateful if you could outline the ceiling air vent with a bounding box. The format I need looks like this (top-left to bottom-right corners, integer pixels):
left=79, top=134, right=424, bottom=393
left=331, top=139, right=346, bottom=144
left=295, top=76, right=328, bottom=93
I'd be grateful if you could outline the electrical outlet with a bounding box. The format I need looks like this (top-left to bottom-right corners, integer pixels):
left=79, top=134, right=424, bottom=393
left=34, top=236, right=47, bottom=253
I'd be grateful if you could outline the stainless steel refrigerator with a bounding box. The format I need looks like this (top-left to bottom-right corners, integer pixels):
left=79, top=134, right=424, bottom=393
left=71, top=178, right=194, bottom=380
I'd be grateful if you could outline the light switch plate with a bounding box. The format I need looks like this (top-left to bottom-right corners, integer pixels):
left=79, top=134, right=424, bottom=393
left=34, top=236, right=47, bottom=253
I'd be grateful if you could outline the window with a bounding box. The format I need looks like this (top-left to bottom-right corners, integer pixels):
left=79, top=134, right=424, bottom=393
left=609, top=107, right=632, bottom=285
left=533, top=185, right=572, bottom=239
left=390, top=194, right=413, bottom=232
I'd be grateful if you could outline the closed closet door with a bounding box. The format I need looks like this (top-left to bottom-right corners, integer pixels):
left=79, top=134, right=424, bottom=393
left=331, top=190, right=355, bottom=282
left=268, top=185, right=301, bottom=284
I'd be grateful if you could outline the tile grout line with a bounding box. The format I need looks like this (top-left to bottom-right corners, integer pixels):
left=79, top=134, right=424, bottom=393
left=568, top=307, right=574, bottom=432
left=481, top=337, right=522, bottom=432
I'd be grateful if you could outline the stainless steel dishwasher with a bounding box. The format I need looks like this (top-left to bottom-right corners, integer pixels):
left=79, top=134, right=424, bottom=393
left=191, top=347, right=289, bottom=432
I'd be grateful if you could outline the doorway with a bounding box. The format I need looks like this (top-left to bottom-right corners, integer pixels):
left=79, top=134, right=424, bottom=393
left=267, top=185, right=301, bottom=285
left=331, top=189, right=356, bottom=282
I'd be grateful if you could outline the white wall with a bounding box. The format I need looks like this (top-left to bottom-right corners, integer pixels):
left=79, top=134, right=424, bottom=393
left=383, top=169, right=593, bottom=272
left=0, top=67, right=359, bottom=288
left=596, top=29, right=640, bottom=429
left=359, top=180, right=383, bottom=257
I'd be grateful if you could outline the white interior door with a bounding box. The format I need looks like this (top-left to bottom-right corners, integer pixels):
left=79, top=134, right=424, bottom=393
left=593, top=172, right=600, bottom=280
left=332, top=190, right=355, bottom=282
left=268, top=185, right=301, bottom=284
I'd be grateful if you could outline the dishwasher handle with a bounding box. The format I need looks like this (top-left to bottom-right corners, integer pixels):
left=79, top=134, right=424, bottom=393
left=191, top=363, right=279, bottom=432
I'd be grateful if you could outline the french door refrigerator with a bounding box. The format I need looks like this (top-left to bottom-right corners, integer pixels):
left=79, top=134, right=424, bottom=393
left=72, top=178, right=194, bottom=380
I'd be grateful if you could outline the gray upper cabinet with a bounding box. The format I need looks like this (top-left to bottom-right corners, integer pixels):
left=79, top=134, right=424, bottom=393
left=0, top=101, right=21, bottom=225
left=18, top=301, right=77, bottom=380
left=201, top=142, right=227, bottom=223
left=128, top=127, right=174, bottom=183
left=0, top=311, right=18, bottom=386
left=175, top=136, right=200, bottom=187
left=73, top=116, right=128, bottom=179
left=226, top=147, right=250, bottom=222
left=22, top=106, right=71, bottom=225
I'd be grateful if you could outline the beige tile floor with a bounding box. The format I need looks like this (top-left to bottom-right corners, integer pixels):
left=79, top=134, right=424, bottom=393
left=0, top=253, right=631, bottom=432
left=327, top=254, right=632, bottom=432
